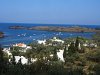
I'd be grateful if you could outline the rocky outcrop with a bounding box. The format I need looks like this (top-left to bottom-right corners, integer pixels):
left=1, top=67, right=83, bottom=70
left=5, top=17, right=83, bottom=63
left=0, top=32, right=4, bottom=38
left=9, top=26, right=26, bottom=29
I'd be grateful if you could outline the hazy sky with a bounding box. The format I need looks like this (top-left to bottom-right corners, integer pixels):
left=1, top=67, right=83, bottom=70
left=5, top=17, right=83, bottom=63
left=0, top=0, right=100, bottom=25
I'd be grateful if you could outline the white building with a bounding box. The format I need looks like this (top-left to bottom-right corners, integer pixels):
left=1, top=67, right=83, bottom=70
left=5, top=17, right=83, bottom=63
left=3, top=48, right=12, bottom=56
left=57, top=50, right=64, bottom=62
left=14, top=56, right=28, bottom=64
left=13, top=43, right=32, bottom=51
left=3, top=43, right=32, bottom=64
left=50, top=37, right=64, bottom=43
left=37, top=40, right=46, bottom=45
left=13, top=43, right=27, bottom=48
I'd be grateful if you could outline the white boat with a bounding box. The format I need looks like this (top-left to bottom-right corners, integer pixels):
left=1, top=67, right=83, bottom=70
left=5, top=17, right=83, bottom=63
left=18, top=35, right=20, bottom=36
left=61, top=34, right=63, bottom=35
left=70, top=34, right=73, bottom=35
left=33, top=34, right=36, bottom=35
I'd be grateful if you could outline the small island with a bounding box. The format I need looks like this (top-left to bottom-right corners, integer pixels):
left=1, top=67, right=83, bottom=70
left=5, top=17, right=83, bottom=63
left=0, top=32, right=4, bottom=38
left=9, top=26, right=26, bottom=29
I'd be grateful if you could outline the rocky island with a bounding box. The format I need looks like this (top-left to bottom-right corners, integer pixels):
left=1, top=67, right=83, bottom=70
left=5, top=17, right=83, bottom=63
left=9, top=26, right=26, bottom=29
left=27, top=26, right=100, bottom=32
left=0, top=32, right=4, bottom=38
left=9, top=26, right=100, bottom=32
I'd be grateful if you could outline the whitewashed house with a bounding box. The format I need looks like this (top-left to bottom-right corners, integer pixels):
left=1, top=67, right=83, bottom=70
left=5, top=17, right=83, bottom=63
left=37, top=40, right=46, bottom=45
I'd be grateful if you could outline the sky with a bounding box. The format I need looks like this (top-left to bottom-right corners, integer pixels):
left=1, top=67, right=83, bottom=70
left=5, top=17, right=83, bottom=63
left=0, top=0, right=100, bottom=25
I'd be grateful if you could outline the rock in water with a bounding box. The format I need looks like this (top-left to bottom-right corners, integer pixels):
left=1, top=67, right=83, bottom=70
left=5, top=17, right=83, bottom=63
left=0, top=32, right=4, bottom=38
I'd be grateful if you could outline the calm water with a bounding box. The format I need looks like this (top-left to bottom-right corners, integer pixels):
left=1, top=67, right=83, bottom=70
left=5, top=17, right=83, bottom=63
left=0, top=23, right=100, bottom=47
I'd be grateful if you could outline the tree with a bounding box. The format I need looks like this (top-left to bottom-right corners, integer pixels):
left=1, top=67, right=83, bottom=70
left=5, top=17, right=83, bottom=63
left=18, top=58, right=22, bottom=64
left=0, top=44, right=8, bottom=75
left=53, top=47, right=58, bottom=61
left=92, top=32, right=100, bottom=46
left=10, top=55, right=16, bottom=65
left=75, top=37, right=80, bottom=51
left=25, top=49, right=33, bottom=64
left=10, top=46, right=21, bottom=56
left=68, top=42, right=76, bottom=56
left=0, top=44, right=4, bottom=74
left=63, top=45, right=67, bottom=62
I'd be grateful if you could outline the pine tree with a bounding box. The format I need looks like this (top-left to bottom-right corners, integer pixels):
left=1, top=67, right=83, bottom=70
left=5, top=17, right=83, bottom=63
left=18, top=58, right=22, bottom=64
left=11, top=55, right=16, bottom=65
left=63, top=45, right=67, bottom=61
left=68, top=42, right=76, bottom=56
left=75, top=37, right=79, bottom=51
left=53, top=47, right=58, bottom=61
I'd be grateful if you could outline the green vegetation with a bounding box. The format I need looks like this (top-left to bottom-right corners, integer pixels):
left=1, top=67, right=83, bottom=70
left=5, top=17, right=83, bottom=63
left=92, top=32, right=100, bottom=46
left=0, top=34, right=100, bottom=75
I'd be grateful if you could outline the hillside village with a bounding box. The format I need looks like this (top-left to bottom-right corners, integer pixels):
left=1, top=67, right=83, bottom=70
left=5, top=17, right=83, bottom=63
left=0, top=34, right=100, bottom=75
left=2, top=36, right=98, bottom=64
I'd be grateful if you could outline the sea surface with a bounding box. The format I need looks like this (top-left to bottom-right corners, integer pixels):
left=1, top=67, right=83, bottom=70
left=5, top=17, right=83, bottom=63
left=0, top=23, right=100, bottom=47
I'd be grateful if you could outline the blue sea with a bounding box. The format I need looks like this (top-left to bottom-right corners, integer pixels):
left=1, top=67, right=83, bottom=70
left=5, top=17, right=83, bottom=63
left=0, top=23, right=100, bottom=47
